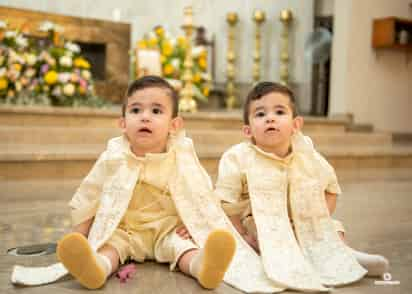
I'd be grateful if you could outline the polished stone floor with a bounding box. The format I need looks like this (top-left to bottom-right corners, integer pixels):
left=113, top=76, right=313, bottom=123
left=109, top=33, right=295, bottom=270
left=1, top=179, right=410, bottom=294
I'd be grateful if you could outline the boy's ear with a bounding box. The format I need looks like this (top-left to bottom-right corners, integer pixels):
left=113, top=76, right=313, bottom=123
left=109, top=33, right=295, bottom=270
left=170, top=116, right=184, bottom=133
left=293, top=116, right=304, bottom=133
left=242, top=125, right=253, bottom=139
left=118, top=117, right=126, bottom=133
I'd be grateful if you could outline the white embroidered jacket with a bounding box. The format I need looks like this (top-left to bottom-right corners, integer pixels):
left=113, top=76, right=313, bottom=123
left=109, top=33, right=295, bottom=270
left=215, top=132, right=367, bottom=292
left=12, top=131, right=285, bottom=293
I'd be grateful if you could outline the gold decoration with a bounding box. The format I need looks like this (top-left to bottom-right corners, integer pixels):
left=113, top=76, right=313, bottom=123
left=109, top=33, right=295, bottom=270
left=279, top=9, right=293, bottom=86
left=253, top=10, right=266, bottom=83
left=179, top=6, right=197, bottom=113
left=225, top=12, right=238, bottom=109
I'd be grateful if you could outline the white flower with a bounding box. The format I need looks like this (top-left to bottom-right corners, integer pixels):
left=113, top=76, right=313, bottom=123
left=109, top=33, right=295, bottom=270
left=5, top=31, right=17, bottom=38
left=24, top=68, right=36, bottom=78
left=58, top=72, right=71, bottom=83
left=65, top=42, right=81, bottom=53
left=0, top=20, right=7, bottom=29
left=63, top=83, right=75, bottom=96
left=25, top=53, right=37, bottom=66
left=191, top=46, right=206, bottom=58
left=9, top=50, right=25, bottom=64
left=52, top=85, right=62, bottom=96
left=0, top=67, right=6, bottom=77
left=59, top=55, right=73, bottom=67
left=81, top=70, right=91, bottom=80
left=171, top=58, right=180, bottom=68
left=16, top=35, right=28, bottom=48
left=169, top=38, right=177, bottom=47
left=39, top=21, right=63, bottom=32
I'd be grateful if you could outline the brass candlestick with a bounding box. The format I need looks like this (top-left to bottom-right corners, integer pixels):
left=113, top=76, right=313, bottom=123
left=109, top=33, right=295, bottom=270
left=179, top=6, right=197, bottom=113
left=279, top=9, right=293, bottom=86
left=253, top=10, right=266, bottom=83
left=225, top=12, right=238, bottom=109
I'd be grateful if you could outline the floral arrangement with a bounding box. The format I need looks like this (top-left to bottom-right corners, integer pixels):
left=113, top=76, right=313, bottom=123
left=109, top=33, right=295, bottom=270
left=0, top=20, right=105, bottom=107
left=137, top=25, right=211, bottom=101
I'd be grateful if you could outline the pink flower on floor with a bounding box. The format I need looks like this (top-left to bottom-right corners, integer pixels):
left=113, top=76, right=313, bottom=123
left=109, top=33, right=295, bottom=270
left=116, top=263, right=137, bottom=283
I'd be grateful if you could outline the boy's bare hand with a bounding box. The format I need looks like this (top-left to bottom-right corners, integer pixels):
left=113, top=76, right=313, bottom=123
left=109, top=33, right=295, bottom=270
left=176, top=225, right=192, bottom=240
left=243, top=233, right=260, bottom=254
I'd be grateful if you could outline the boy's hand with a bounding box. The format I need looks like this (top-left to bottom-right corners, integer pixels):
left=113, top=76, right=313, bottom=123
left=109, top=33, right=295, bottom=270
left=243, top=232, right=260, bottom=254
left=176, top=225, right=192, bottom=240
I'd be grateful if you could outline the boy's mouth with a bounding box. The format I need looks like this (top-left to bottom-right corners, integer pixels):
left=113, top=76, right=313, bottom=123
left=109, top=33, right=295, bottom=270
left=265, top=127, right=278, bottom=133
left=138, top=127, right=152, bottom=134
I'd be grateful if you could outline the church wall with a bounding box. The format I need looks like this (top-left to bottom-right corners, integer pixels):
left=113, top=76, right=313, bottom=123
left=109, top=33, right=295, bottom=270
left=330, top=0, right=412, bottom=133
left=3, top=0, right=314, bottom=112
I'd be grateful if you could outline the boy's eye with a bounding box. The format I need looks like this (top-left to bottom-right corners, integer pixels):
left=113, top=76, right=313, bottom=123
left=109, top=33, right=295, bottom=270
left=130, top=107, right=140, bottom=114
left=255, top=111, right=265, bottom=118
left=152, top=107, right=162, bottom=114
left=276, top=109, right=286, bottom=115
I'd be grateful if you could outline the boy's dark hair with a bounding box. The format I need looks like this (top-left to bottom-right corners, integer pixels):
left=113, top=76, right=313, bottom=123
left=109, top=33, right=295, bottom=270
left=122, top=76, right=179, bottom=117
left=243, top=81, right=298, bottom=125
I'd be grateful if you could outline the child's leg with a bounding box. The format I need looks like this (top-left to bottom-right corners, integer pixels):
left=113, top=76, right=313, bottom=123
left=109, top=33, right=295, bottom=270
left=178, top=229, right=236, bottom=289
left=57, top=232, right=119, bottom=289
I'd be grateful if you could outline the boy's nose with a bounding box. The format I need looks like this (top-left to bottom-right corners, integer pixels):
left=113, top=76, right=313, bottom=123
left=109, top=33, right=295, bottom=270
left=140, top=110, right=151, bottom=121
left=266, top=114, right=275, bottom=122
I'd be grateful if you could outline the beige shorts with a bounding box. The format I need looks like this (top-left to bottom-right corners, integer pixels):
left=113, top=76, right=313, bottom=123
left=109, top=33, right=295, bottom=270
left=106, top=227, right=198, bottom=270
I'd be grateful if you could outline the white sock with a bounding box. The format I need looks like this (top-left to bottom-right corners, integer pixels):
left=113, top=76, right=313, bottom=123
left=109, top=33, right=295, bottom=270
left=350, top=248, right=389, bottom=277
left=189, top=250, right=202, bottom=279
left=96, top=253, right=112, bottom=278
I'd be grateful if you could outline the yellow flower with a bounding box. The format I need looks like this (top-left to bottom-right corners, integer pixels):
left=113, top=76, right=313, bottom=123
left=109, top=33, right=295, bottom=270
left=198, top=57, right=207, bottom=70
left=137, top=40, right=147, bottom=49
left=177, top=35, right=187, bottom=48
left=13, top=63, right=22, bottom=72
left=155, top=26, right=164, bottom=38
left=199, top=50, right=207, bottom=59
left=163, top=64, right=174, bottom=75
left=78, top=85, right=86, bottom=95
left=162, top=41, right=173, bottom=57
left=148, top=37, right=158, bottom=48
left=44, top=70, right=58, bottom=85
left=0, top=78, right=8, bottom=90
left=74, top=57, right=90, bottom=69
left=202, top=86, right=210, bottom=97
left=193, top=72, right=201, bottom=83
left=160, top=55, right=166, bottom=64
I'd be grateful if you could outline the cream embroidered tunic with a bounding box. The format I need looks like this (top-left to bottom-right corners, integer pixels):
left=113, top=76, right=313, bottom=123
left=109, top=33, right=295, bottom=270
left=215, top=132, right=367, bottom=291
left=218, top=142, right=345, bottom=236
left=12, top=131, right=286, bottom=293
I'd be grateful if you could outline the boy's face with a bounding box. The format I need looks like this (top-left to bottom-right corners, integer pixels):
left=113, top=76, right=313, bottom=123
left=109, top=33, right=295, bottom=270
left=243, top=92, right=303, bottom=157
left=119, top=87, right=182, bottom=157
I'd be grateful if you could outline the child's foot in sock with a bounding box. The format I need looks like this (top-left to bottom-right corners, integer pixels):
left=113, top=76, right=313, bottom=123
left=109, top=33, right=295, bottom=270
left=57, top=232, right=110, bottom=289
left=350, top=248, right=389, bottom=277
left=190, top=229, right=236, bottom=289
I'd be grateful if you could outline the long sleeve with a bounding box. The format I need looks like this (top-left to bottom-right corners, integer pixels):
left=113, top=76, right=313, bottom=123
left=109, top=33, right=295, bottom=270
left=69, top=151, right=108, bottom=226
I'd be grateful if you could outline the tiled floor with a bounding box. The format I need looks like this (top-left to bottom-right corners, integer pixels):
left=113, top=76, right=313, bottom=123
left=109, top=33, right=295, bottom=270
left=1, top=179, right=409, bottom=294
